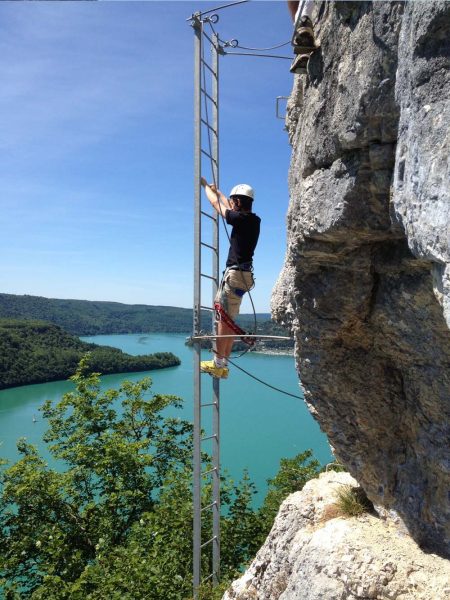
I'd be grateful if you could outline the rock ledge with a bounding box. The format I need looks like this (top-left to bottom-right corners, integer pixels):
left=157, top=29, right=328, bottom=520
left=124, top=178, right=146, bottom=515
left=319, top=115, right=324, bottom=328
left=223, top=472, right=450, bottom=600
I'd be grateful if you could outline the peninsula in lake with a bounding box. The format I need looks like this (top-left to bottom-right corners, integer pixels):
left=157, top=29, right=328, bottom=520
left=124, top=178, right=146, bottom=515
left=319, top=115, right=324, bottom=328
left=0, top=319, right=180, bottom=390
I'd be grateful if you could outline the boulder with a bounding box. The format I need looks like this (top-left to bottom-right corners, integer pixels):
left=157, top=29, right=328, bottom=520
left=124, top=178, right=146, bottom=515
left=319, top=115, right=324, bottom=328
left=223, top=472, right=450, bottom=600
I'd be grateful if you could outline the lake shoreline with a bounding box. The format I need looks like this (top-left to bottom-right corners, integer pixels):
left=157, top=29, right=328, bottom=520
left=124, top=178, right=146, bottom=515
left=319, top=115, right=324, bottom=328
left=253, top=348, right=294, bottom=357
left=0, top=332, right=332, bottom=506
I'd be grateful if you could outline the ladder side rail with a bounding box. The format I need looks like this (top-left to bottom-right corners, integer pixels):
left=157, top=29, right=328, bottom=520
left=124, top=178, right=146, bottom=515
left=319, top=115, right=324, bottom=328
left=211, top=31, right=221, bottom=586
left=192, top=16, right=203, bottom=599
left=193, top=21, right=222, bottom=597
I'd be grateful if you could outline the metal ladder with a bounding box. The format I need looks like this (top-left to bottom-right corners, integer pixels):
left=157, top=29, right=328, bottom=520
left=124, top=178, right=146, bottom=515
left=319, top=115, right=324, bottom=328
left=191, top=13, right=221, bottom=598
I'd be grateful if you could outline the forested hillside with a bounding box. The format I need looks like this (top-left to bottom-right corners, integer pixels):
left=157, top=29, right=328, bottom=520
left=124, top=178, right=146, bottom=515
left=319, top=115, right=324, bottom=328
left=0, top=319, right=180, bottom=390
left=0, top=293, right=271, bottom=335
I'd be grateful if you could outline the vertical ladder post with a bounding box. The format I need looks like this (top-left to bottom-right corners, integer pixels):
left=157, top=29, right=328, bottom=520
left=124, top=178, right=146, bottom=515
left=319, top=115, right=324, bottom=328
left=211, top=31, right=220, bottom=586
left=192, top=16, right=221, bottom=599
left=192, top=14, right=202, bottom=598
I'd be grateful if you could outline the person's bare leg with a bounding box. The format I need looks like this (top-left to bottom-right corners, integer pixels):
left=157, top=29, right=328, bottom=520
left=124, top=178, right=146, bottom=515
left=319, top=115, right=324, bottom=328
left=216, top=319, right=235, bottom=361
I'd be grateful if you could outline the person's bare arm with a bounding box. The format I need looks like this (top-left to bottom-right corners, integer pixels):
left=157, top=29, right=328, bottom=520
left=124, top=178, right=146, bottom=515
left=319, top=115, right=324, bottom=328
left=201, top=177, right=232, bottom=216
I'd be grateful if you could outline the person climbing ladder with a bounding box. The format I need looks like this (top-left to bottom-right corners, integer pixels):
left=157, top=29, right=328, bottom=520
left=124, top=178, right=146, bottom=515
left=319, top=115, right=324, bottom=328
left=200, top=177, right=261, bottom=379
left=288, top=0, right=318, bottom=75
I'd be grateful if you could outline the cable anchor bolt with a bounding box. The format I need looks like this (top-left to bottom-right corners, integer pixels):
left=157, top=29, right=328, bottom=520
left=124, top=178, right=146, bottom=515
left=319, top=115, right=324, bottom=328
left=204, top=14, right=219, bottom=24
left=223, top=38, right=238, bottom=48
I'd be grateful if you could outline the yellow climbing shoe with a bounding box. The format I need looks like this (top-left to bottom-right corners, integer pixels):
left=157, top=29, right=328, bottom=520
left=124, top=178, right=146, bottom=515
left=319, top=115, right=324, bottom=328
left=200, top=360, right=228, bottom=379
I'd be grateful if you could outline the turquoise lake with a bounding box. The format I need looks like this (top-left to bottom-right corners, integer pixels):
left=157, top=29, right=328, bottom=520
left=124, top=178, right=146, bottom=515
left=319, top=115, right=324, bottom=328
left=0, top=333, right=332, bottom=503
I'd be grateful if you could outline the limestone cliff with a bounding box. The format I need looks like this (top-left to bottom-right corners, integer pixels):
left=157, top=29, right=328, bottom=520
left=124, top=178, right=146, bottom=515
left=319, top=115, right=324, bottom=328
left=271, top=0, right=450, bottom=559
left=223, top=472, right=450, bottom=600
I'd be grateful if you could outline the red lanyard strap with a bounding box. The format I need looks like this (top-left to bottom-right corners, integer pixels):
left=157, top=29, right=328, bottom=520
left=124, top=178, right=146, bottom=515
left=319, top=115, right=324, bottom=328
left=214, top=302, right=256, bottom=347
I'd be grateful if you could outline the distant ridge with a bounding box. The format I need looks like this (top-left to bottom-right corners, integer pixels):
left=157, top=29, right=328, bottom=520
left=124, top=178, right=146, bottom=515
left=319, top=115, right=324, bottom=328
left=0, top=293, right=270, bottom=336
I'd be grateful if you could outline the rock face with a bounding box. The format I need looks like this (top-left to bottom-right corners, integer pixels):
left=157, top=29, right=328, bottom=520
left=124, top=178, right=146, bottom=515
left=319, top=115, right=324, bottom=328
left=272, top=1, right=450, bottom=557
left=223, top=472, right=450, bottom=600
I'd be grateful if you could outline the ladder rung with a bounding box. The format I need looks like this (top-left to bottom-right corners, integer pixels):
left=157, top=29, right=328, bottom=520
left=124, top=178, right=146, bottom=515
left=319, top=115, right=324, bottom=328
left=201, top=501, right=217, bottom=513
left=201, top=30, right=216, bottom=46
left=200, top=304, right=214, bottom=311
left=202, top=467, right=217, bottom=476
left=201, top=434, right=217, bottom=442
left=201, top=210, right=215, bottom=221
left=200, top=58, right=216, bottom=76
left=200, top=88, right=217, bottom=106
left=201, top=118, right=217, bottom=134
left=200, top=535, right=217, bottom=549
left=201, top=402, right=217, bottom=407
left=201, top=149, right=217, bottom=163
left=202, top=573, right=214, bottom=584
left=201, top=241, right=218, bottom=252
left=201, top=273, right=216, bottom=282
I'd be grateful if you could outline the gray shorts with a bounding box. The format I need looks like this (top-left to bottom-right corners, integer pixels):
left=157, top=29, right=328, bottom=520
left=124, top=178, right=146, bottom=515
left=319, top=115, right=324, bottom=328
left=215, top=267, right=255, bottom=320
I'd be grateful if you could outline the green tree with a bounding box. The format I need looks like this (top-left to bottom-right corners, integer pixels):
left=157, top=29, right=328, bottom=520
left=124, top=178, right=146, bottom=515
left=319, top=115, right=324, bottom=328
left=0, top=359, right=271, bottom=599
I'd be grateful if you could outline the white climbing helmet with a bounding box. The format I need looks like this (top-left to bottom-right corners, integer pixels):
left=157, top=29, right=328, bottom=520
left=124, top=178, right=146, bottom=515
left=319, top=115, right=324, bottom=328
left=229, top=183, right=254, bottom=201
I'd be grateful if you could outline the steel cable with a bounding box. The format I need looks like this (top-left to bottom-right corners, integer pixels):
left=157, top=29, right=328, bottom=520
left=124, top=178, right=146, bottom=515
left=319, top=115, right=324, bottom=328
left=227, top=357, right=302, bottom=400
left=232, top=40, right=291, bottom=51
left=205, top=18, right=291, bottom=53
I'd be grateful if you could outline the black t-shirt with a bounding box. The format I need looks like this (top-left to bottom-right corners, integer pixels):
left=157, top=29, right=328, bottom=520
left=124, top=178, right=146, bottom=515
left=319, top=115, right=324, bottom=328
left=225, top=209, right=261, bottom=267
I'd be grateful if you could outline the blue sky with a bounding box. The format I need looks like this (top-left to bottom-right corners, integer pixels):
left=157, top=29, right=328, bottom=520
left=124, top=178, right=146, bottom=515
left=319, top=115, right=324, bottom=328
left=0, top=1, right=294, bottom=312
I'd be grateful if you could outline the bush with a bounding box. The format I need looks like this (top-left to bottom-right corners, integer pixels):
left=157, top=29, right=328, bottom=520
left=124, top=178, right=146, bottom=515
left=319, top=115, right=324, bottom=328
left=335, top=484, right=374, bottom=517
